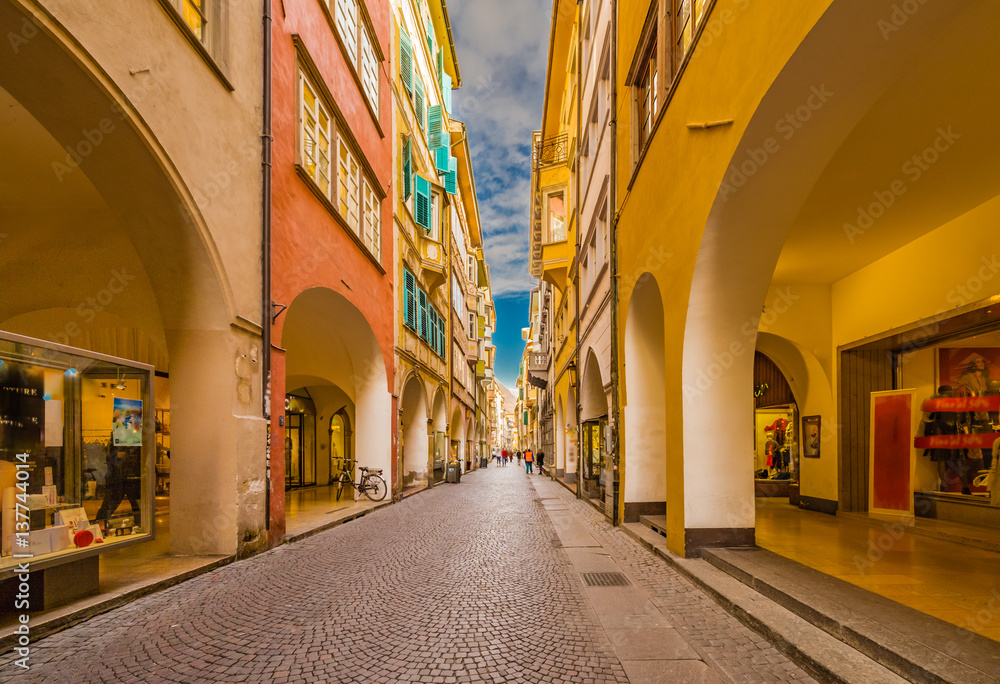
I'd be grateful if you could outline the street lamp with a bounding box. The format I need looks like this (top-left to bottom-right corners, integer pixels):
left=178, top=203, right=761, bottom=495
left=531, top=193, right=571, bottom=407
left=567, top=360, right=578, bottom=389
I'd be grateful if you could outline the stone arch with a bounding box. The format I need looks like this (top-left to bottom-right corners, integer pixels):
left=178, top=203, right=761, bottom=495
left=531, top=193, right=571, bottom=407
left=681, top=0, right=993, bottom=544
left=0, top=2, right=248, bottom=556
left=281, top=287, right=392, bottom=498
left=623, top=273, right=667, bottom=522
left=400, top=374, right=429, bottom=486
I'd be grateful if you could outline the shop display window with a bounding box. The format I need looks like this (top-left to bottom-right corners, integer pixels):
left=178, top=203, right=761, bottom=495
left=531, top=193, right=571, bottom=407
left=903, top=338, right=1000, bottom=498
left=0, top=332, right=153, bottom=573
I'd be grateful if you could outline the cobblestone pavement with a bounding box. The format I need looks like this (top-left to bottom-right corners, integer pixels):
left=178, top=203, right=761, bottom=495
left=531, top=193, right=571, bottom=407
left=541, top=482, right=816, bottom=683
left=0, top=467, right=816, bottom=683
left=1, top=468, right=627, bottom=684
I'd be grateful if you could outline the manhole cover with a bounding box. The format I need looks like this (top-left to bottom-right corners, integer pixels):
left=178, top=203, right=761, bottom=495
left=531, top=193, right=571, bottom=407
left=581, top=572, right=630, bottom=587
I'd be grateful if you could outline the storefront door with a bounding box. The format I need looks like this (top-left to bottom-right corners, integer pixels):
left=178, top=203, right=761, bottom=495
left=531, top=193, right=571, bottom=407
left=581, top=420, right=605, bottom=499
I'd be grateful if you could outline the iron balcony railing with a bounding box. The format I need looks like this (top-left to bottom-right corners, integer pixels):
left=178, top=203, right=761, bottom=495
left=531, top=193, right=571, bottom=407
left=532, top=133, right=568, bottom=168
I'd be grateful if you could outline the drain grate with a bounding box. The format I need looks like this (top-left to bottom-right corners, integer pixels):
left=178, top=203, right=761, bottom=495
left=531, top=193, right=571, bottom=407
left=581, top=572, right=630, bottom=587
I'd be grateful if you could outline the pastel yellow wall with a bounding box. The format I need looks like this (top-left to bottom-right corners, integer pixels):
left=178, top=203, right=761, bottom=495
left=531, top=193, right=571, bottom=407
left=615, top=0, right=834, bottom=555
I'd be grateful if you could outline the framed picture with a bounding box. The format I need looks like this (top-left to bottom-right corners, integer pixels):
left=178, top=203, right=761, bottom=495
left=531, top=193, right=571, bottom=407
left=802, top=415, right=821, bottom=458
left=937, top=348, right=1000, bottom=395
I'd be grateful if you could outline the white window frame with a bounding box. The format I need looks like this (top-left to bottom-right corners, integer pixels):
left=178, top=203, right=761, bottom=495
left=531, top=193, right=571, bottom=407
left=338, top=140, right=360, bottom=233
left=360, top=27, right=379, bottom=114
left=299, top=70, right=333, bottom=199
left=335, top=0, right=359, bottom=67
left=363, top=179, right=381, bottom=260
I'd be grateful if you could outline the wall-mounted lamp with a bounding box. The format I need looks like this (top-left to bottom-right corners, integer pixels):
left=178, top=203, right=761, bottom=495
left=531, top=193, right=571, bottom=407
left=567, top=361, right=578, bottom=389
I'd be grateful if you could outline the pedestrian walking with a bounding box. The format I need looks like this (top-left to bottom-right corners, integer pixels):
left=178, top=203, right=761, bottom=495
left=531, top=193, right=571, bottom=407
left=537, top=450, right=545, bottom=475
left=524, top=448, right=534, bottom=474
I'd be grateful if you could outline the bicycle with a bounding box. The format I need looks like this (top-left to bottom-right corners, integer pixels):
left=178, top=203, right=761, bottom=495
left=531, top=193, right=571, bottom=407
left=332, top=458, right=387, bottom=502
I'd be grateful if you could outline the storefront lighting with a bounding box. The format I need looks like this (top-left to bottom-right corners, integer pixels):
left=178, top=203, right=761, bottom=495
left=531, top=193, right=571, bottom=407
left=64, top=368, right=78, bottom=377
left=43, top=394, right=52, bottom=401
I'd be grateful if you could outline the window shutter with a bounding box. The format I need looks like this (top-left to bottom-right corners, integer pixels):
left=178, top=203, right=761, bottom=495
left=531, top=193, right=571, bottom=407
left=402, top=137, right=412, bottom=200
left=418, top=289, right=428, bottom=339
left=442, top=72, right=452, bottom=113
left=434, top=145, right=449, bottom=174
left=427, top=105, right=447, bottom=149
left=404, top=270, right=417, bottom=329
left=427, top=18, right=434, bottom=56
left=400, top=30, right=413, bottom=97
left=445, top=156, right=458, bottom=195
left=437, top=48, right=444, bottom=83
left=414, top=174, right=431, bottom=230
left=415, top=79, right=425, bottom=129
left=438, top=314, right=446, bottom=356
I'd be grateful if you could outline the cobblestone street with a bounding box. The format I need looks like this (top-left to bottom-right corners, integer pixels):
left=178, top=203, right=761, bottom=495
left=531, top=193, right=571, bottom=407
left=0, top=468, right=813, bottom=683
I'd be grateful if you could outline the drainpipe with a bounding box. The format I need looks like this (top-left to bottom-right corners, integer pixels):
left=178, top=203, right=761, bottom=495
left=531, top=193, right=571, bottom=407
left=573, top=0, right=583, bottom=500
left=609, top=0, right=621, bottom=527
left=261, top=0, right=273, bottom=531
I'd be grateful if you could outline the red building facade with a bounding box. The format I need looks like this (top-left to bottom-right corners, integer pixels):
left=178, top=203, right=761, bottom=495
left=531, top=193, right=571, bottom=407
left=269, top=0, right=395, bottom=544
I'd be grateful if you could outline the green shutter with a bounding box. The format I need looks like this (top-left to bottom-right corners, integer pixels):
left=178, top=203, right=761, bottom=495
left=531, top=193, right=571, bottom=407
left=418, top=289, right=428, bottom=339
left=427, top=18, right=433, bottom=56
left=437, top=48, right=444, bottom=83
left=402, top=137, right=412, bottom=200
left=442, top=72, right=452, bottom=113
left=403, top=269, right=417, bottom=329
left=438, top=312, right=446, bottom=356
left=415, top=79, right=425, bottom=129
left=400, top=31, right=413, bottom=97
left=445, top=156, right=458, bottom=195
left=414, top=174, right=431, bottom=230
left=427, top=105, right=446, bottom=149
left=434, top=145, right=449, bottom=174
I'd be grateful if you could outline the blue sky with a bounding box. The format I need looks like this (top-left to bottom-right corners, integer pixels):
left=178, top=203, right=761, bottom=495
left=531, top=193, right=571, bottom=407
left=450, top=0, right=550, bottom=389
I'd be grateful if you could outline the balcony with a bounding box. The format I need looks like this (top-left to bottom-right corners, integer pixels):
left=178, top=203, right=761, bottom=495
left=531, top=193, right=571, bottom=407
left=532, top=133, right=568, bottom=168
left=539, top=239, right=571, bottom=291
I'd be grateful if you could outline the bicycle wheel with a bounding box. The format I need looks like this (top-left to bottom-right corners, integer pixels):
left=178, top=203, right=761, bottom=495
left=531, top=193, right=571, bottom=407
left=336, top=472, right=349, bottom=501
left=364, top=475, right=387, bottom=501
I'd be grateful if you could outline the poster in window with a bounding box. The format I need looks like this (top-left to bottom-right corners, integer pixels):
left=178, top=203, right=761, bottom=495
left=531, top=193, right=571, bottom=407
left=802, top=415, right=821, bottom=458
left=937, top=348, right=1000, bottom=396
left=112, top=397, right=143, bottom=447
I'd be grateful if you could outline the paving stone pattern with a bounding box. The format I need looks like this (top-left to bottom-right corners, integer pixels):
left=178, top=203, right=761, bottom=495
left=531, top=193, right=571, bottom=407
left=545, top=483, right=817, bottom=683
left=0, top=468, right=628, bottom=684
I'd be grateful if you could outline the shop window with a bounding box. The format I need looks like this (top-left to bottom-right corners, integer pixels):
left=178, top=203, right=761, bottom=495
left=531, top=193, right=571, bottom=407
left=0, top=334, right=154, bottom=573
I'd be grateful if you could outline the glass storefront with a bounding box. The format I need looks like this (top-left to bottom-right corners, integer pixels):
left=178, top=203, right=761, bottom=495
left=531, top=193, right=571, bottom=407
left=0, top=332, right=153, bottom=572
left=284, top=392, right=317, bottom=489
left=900, top=330, right=1000, bottom=499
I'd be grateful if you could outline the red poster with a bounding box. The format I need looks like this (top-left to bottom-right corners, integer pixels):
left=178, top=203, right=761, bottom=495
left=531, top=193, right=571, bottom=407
left=871, top=392, right=912, bottom=514
left=938, top=348, right=1000, bottom=395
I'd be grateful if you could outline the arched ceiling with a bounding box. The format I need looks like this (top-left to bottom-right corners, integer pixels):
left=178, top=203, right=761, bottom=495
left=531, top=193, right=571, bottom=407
left=775, top=0, right=1000, bottom=284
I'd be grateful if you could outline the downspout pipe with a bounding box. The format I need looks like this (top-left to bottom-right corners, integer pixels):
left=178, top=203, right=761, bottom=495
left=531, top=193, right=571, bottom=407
left=609, top=0, right=621, bottom=526
left=261, top=0, right=273, bottom=530
left=573, top=0, right=583, bottom=500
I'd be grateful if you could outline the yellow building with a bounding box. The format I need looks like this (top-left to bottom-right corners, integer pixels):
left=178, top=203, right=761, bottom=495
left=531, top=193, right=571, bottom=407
left=528, top=0, right=580, bottom=485
left=614, top=0, right=1000, bottom=638
left=392, top=0, right=461, bottom=489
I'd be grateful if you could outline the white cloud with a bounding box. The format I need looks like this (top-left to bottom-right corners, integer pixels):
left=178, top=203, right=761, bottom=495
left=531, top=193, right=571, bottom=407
left=450, top=0, right=551, bottom=297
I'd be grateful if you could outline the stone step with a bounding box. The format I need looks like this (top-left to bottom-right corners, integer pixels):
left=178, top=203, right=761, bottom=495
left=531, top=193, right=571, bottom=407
left=622, top=523, right=912, bottom=684
left=638, top=514, right=667, bottom=537
left=701, top=546, right=1000, bottom=684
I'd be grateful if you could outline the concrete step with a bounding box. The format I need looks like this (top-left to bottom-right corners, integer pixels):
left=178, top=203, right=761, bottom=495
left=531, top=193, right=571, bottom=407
left=638, top=514, right=667, bottom=537
left=702, top=546, right=1000, bottom=684
left=621, top=524, right=911, bottom=684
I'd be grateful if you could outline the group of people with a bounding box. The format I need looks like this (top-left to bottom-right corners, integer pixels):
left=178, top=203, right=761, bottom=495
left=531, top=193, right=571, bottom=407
left=493, top=448, right=545, bottom=474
